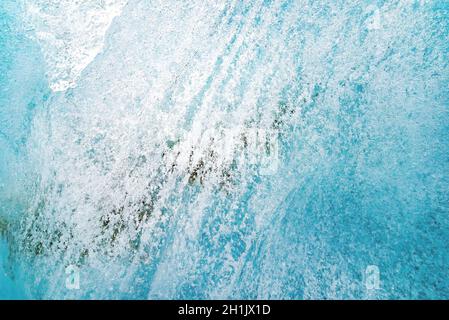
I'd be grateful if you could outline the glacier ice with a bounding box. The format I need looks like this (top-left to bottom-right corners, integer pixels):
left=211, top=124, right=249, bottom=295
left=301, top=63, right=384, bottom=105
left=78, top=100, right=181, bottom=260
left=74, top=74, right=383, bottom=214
left=0, top=0, right=448, bottom=299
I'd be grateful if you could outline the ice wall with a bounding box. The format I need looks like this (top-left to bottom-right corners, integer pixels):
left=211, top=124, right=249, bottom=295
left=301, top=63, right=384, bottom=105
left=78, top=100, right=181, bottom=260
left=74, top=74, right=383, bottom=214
left=24, top=0, right=128, bottom=91
left=1, top=0, right=448, bottom=299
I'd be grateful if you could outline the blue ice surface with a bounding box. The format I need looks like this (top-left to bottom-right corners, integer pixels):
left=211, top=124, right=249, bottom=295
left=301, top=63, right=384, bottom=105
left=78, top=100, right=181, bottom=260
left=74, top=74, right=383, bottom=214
left=0, top=1, right=448, bottom=299
left=0, top=239, right=26, bottom=299
left=1, top=1, right=47, bottom=299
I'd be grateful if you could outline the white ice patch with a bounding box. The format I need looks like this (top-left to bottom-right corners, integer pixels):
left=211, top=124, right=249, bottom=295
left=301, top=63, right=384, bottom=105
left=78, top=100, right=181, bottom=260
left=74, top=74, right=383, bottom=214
left=24, top=0, right=127, bottom=92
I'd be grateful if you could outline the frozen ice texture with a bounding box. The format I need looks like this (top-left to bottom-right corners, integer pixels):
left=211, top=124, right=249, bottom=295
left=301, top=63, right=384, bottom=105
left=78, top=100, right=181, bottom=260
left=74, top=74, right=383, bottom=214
left=24, top=0, right=128, bottom=91
left=0, top=0, right=448, bottom=299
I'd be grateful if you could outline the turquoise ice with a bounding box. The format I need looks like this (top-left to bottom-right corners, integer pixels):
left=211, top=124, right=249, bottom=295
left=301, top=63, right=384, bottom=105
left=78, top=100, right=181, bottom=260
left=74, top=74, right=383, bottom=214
left=0, top=0, right=448, bottom=299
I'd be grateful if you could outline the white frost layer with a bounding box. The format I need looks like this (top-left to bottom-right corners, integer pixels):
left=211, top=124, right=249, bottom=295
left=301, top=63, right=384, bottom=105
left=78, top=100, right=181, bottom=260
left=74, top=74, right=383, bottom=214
left=24, top=0, right=127, bottom=92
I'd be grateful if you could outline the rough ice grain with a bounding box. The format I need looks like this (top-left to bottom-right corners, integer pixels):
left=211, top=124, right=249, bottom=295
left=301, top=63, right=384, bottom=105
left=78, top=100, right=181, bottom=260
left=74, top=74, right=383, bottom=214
left=0, top=0, right=448, bottom=299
